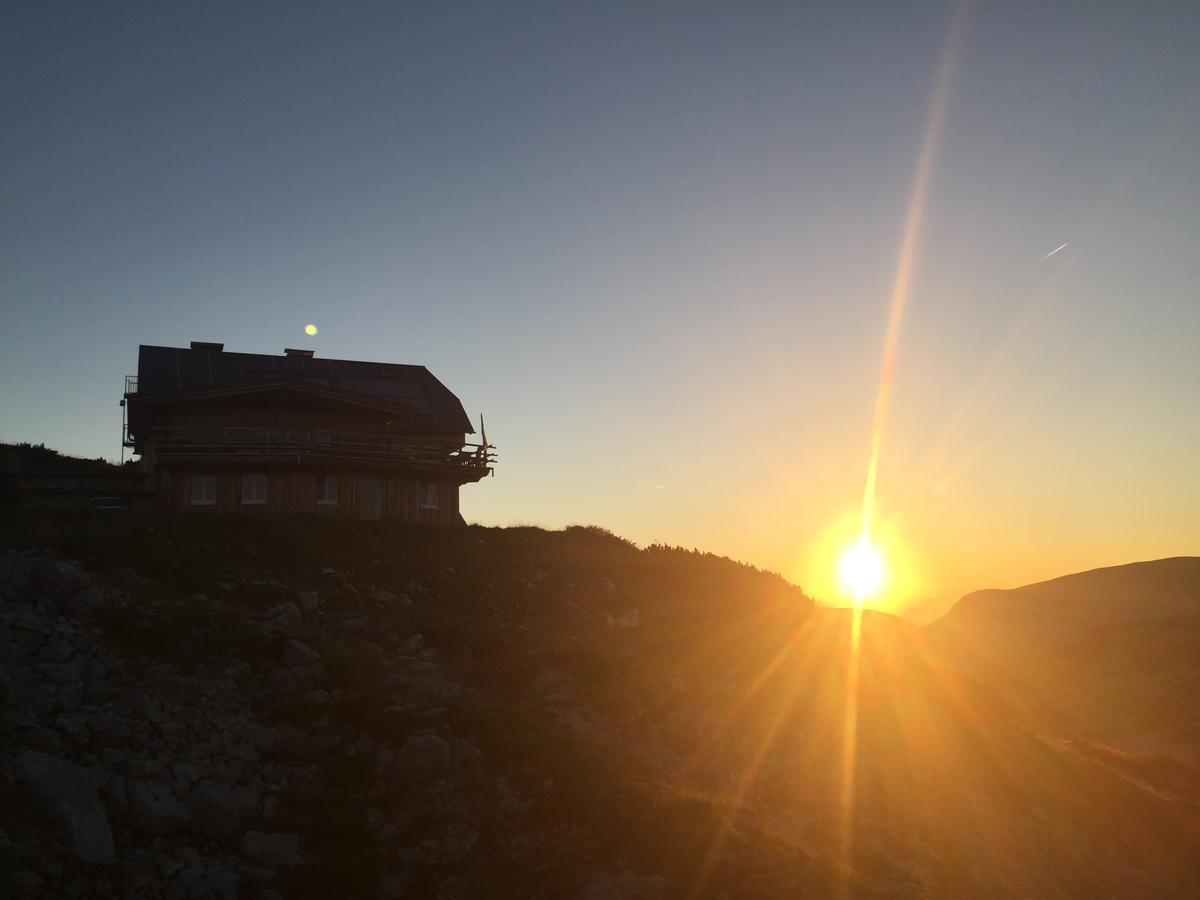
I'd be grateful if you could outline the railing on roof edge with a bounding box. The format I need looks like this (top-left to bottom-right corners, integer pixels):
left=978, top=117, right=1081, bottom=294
left=142, top=426, right=496, bottom=471
left=124, top=375, right=138, bottom=395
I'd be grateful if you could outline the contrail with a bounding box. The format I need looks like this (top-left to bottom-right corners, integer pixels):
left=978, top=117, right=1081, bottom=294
left=1040, top=241, right=1070, bottom=261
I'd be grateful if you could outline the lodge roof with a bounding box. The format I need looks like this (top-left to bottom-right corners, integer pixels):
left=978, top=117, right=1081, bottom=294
left=134, top=344, right=474, bottom=434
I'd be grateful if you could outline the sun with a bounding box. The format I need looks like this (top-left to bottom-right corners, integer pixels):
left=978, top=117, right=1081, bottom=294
left=837, top=539, right=885, bottom=603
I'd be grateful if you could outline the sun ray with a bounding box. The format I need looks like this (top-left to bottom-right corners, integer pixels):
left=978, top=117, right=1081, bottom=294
left=686, top=636, right=810, bottom=899
left=836, top=3, right=967, bottom=891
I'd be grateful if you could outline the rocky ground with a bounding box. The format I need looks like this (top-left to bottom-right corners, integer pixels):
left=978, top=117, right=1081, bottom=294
left=1, top=548, right=501, bottom=898
left=2, top=515, right=803, bottom=899
left=3, top=512, right=1199, bottom=898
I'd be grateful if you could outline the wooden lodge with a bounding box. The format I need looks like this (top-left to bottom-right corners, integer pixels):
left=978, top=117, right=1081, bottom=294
left=123, top=343, right=494, bottom=523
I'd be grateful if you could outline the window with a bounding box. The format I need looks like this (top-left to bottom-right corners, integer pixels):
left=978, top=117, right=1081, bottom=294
left=191, top=475, right=217, bottom=506
left=420, top=481, right=439, bottom=509
left=223, top=427, right=268, bottom=443
left=241, top=473, right=268, bottom=505
left=316, top=475, right=338, bottom=505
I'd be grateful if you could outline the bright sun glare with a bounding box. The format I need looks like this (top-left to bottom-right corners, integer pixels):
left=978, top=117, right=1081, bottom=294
left=837, top=539, right=885, bottom=602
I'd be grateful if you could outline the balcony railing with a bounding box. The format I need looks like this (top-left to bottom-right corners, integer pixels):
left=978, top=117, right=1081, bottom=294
left=145, top=426, right=496, bottom=474
left=124, top=375, right=138, bottom=395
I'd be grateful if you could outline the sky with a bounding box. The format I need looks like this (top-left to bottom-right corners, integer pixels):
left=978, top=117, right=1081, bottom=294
left=3, top=1, right=1198, bottom=621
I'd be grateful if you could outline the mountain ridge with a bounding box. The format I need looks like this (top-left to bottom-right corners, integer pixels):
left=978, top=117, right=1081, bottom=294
left=932, top=555, right=1200, bottom=638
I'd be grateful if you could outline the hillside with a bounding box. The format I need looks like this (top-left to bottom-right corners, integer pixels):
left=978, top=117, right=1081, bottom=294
left=0, top=443, right=127, bottom=475
left=934, top=558, right=1200, bottom=645
left=928, top=558, right=1200, bottom=761
left=3, top=512, right=1199, bottom=898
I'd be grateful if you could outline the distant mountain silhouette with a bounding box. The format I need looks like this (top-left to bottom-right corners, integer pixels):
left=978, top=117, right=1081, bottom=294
left=929, top=557, right=1200, bottom=761
left=935, top=557, right=1200, bottom=641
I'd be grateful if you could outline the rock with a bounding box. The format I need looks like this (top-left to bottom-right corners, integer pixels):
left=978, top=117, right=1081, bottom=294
left=453, top=739, right=484, bottom=776
left=372, top=589, right=397, bottom=604
left=205, top=863, right=240, bottom=900
left=167, top=864, right=212, bottom=900
left=273, top=726, right=313, bottom=760
left=56, top=681, right=83, bottom=713
left=235, top=783, right=263, bottom=817
left=297, top=591, right=320, bottom=612
left=89, top=714, right=132, bottom=749
left=0, top=670, right=14, bottom=707
left=102, top=774, right=129, bottom=819
left=282, top=640, right=322, bottom=669
left=9, top=870, right=46, bottom=899
left=240, top=830, right=303, bottom=868
left=392, top=676, right=465, bottom=709
left=112, top=566, right=149, bottom=587
left=378, top=873, right=408, bottom=898
left=32, top=558, right=89, bottom=600
left=40, top=636, right=75, bottom=663
left=616, top=869, right=666, bottom=897
left=608, top=609, right=640, bottom=629
left=263, top=603, right=304, bottom=637
left=581, top=872, right=624, bottom=900
left=187, top=781, right=241, bottom=838
left=400, top=633, right=423, bottom=654
left=236, top=862, right=277, bottom=889
left=55, top=713, right=90, bottom=745
left=64, top=586, right=106, bottom=615
left=397, top=733, right=451, bottom=784
left=128, top=779, right=193, bottom=836
left=309, top=732, right=338, bottom=757
left=15, top=749, right=115, bottom=864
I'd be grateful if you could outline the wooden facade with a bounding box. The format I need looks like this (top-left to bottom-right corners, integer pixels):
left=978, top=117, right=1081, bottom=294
left=156, top=466, right=462, bottom=524
left=124, top=344, right=493, bottom=523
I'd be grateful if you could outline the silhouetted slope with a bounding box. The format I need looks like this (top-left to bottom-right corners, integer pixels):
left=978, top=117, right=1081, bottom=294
left=935, top=557, right=1200, bottom=643
left=3, top=512, right=1199, bottom=898
left=930, top=557, right=1200, bottom=762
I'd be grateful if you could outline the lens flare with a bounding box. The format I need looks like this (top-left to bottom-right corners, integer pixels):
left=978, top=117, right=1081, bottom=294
left=304, top=323, right=318, bottom=336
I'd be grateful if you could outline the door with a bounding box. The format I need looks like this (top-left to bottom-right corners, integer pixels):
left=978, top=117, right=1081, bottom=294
left=358, top=477, right=382, bottom=520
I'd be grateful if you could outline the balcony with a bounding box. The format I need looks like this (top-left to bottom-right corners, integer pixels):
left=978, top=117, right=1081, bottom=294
left=144, top=426, right=495, bottom=478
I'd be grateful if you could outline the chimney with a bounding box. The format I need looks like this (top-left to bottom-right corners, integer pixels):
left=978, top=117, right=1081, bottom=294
left=190, top=341, right=224, bottom=352
left=284, top=348, right=315, bottom=358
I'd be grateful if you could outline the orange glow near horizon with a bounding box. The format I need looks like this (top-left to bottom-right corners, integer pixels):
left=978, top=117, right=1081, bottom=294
left=805, top=510, right=923, bottom=615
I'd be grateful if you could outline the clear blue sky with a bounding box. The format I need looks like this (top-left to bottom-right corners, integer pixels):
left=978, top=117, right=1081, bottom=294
left=3, top=2, right=1198, bottom=617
